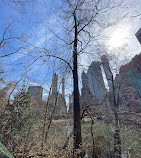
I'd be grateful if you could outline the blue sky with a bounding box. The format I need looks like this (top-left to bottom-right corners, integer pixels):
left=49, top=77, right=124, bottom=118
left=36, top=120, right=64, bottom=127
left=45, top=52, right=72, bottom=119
left=0, top=0, right=73, bottom=100
left=0, top=0, right=141, bottom=102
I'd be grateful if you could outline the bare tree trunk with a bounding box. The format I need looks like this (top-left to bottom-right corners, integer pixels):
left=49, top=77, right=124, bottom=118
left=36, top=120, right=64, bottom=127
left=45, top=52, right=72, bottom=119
left=101, top=56, right=122, bottom=158
left=41, top=84, right=52, bottom=149
left=105, top=76, right=122, bottom=158
left=112, top=78, right=122, bottom=158
left=73, top=12, right=82, bottom=150
left=113, top=109, right=122, bottom=158
left=45, top=92, right=59, bottom=142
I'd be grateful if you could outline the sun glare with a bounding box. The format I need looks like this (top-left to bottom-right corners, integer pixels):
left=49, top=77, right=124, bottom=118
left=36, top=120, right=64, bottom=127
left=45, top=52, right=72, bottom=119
left=108, top=27, right=129, bottom=49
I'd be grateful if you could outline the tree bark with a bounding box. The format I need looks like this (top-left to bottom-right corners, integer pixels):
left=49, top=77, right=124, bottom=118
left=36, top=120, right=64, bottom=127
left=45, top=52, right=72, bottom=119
left=113, top=109, right=122, bottom=158
left=112, top=77, right=122, bottom=158
left=73, top=12, right=82, bottom=149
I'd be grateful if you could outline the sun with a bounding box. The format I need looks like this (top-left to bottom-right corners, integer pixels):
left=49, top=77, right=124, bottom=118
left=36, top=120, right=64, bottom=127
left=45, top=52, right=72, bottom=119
left=107, top=27, right=129, bottom=49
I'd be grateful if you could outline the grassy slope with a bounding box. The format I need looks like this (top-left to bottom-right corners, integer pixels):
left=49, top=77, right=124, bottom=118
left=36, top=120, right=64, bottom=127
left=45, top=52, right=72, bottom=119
left=81, top=121, right=141, bottom=158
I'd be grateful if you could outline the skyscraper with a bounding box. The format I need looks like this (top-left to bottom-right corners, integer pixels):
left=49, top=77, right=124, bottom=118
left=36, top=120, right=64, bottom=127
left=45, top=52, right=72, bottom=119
left=87, top=61, right=107, bottom=102
left=101, top=55, right=113, bottom=92
left=28, top=86, right=43, bottom=105
left=62, top=77, right=65, bottom=98
left=81, top=71, right=90, bottom=97
left=52, top=73, right=58, bottom=95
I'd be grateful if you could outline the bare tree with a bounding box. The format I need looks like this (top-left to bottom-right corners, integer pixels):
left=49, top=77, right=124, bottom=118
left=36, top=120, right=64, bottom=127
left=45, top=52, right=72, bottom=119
left=48, top=0, right=131, bottom=152
left=0, top=0, right=137, bottom=157
left=0, top=23, right=24, bottom=58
